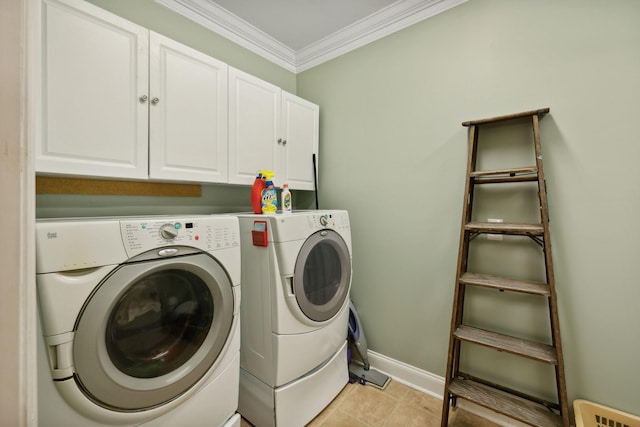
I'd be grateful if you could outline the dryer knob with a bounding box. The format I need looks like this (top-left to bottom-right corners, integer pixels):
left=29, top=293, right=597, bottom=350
left=160, top=223, right=179, bottom=240
left=319, top=215, right=329, bottom=226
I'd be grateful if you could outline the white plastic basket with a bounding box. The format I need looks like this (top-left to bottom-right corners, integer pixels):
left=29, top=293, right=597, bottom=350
left=574, top=399, right=640, bottom=427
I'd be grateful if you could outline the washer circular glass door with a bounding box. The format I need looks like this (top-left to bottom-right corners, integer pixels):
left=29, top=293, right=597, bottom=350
left=72, top=250, right=234, bottom=411
left=293, top=230, right=351, bottom=322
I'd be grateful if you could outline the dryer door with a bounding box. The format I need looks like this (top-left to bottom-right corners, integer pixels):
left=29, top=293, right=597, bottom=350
left=72, top=249, right=234, bottom=411
left=293, top=230, right=351, bottom=322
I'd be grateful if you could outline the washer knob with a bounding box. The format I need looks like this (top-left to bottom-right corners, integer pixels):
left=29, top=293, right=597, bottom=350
left=160, top=223, right=179, bottom=240
left=319, top=215, right=329, bottom=226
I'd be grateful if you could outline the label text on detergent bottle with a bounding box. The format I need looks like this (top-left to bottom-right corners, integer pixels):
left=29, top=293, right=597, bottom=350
left=262, top=190, right=277, bottom=213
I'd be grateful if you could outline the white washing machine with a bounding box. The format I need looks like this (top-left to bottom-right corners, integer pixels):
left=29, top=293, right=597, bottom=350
left=237, top=210, right=352, bottom=427
left=35, top=215, right=242, bottom=427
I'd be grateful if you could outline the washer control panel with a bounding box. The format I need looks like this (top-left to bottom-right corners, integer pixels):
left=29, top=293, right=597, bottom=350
left=120, top=217, right=240, bottom=258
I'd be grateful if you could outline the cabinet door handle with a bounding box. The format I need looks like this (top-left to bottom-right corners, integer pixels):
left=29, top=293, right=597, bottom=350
left=282, top=139, right=287, bottom=145
left=139, top=95, right=148, bottom=103
left=151, top=97, right=160, bottom=104
left=277, top=138, right=283, bottom=144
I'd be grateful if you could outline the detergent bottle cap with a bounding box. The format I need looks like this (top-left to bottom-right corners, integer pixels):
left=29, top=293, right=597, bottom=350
left=282, top=183, right=289, bottom=189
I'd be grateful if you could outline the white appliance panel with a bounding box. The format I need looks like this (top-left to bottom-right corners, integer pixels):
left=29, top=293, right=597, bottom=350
left=273, top=304, right=349, bottom=386
left=236, top=210, right=351, bottom=427
left=36, top=215, right=241, bottom=426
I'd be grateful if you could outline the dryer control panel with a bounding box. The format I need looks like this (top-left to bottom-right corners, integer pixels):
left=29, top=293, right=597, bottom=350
left=306, top=212, right=350, bottom=232
left=258, top=210, right=351, bottom=246
left=120, top=217, right=240, bottom=258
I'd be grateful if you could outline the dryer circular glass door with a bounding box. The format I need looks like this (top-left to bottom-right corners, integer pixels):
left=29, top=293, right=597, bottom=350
left=72, top=250, right=234, bottom=411
left=293, top=229, right=351, bottom=322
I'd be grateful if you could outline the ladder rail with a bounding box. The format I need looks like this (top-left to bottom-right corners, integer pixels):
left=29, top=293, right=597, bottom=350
left=532, top=114, right=570, bottom=427
left=441, top=123, right=479, bottom=426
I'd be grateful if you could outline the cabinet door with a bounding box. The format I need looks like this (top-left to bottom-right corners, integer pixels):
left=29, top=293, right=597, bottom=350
left=149, top=32, right=228, bottom=183
left=228, top=67, right=280, bottom=185
left=37, top=0, right=148, bottom=179
left=279, top=92, right=319, bottom=190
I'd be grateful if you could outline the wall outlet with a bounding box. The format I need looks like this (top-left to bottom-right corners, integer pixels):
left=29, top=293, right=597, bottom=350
left=487, top=218, right=503, bottom=241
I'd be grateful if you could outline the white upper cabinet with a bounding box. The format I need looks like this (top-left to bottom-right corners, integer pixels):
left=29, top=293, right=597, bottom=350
left=37, top=0, right=149, bottom=179
left=279, top=92, right=319, bottom=191
left=228, top=67, right=319, bottom=190
left=149, top=32, right=228, bottom=183
left=37, top=0, right=229, bottom=183
left=228, top=67, right=280, bottom=185
left=36, top=0, right=319, bottom=188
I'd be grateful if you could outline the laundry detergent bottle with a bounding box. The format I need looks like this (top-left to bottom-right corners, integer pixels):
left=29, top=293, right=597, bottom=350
left=260, top=170, right=278, bottom=214
left=281, top=184, right=292, bottom=214
left=250, top=172, right=266, bottom=214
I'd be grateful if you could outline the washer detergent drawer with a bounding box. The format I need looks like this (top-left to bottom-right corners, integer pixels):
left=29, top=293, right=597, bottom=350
left=37, top=265, right=118, bottom=337
left=274, top=341, right=348, bottom=427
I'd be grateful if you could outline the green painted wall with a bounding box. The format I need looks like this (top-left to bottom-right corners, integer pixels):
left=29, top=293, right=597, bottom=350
left=297, top=0, right=640, bottom=415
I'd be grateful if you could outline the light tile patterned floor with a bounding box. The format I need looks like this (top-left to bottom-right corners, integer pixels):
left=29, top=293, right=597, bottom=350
left=240, top=380, right=501, bottom=426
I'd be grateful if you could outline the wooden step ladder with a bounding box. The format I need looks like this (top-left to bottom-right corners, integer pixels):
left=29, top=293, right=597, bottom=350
left=441, top=108, right=569, bottom=427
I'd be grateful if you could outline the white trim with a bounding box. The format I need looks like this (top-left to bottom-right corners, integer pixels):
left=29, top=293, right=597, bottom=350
left=156, top=0, right=297, bottom=72
left=155, top=0, right=468, bottom=73
left=367, top=350, right=444, bottom=398
left=1, top=0, right=37, bottom=424
left=26, top=0, right=39, bottom=423
left=367, top=350, right=530, bottom=427
left=295, top=0, right=468, bottom=72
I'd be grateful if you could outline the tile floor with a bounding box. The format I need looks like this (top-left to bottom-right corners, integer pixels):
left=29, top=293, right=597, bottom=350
left=240, top=380, right=501, bottom=426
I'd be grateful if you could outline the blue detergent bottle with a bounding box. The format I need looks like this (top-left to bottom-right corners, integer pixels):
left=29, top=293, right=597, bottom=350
left=260, top=170, right=278, bottom=214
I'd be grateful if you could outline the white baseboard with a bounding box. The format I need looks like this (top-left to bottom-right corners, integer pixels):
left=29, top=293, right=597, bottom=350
left=367, top=351, right=530, bottom=427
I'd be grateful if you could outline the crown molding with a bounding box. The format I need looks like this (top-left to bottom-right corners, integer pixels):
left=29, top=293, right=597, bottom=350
left=156, top=0, right=468, bottom=74
left=156, top=0, right=297, bottom=72
left=295, top=0, right=468, bottom=72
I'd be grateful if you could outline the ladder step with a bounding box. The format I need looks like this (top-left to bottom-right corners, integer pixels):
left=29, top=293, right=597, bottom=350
left=448, top=377, right=563, bottom=427
left=462, top=108, right=550, bottom=127
left=453, top=325, right=558, bottom=364
left=466, top=221, right=543, bottom=236
left=460, top=273, right=550, bottom=296
left=471, top=167, right=538, bottom=184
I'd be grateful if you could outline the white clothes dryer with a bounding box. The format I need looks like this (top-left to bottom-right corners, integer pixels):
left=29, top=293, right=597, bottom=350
left=35, top=215, right=242, bottom=427
left=237, top=210, right=352, bottom=427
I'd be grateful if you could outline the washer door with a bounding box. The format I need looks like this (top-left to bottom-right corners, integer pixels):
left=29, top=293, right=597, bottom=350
left=72, top=251, right=234, bottom=411
left=293, top=230, right=351, bottom=322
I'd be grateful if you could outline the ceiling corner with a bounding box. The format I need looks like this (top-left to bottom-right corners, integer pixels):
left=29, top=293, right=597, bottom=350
left=157, top=0, right=468, bottom=74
